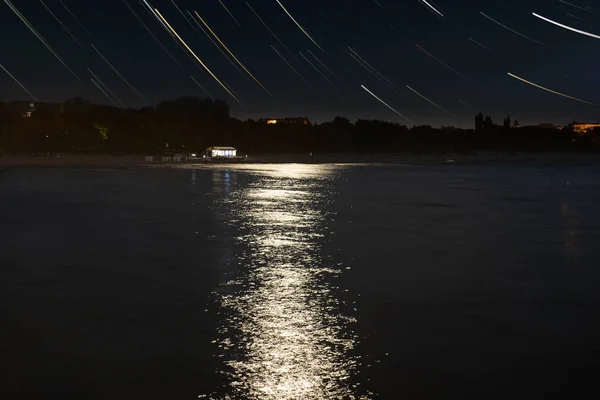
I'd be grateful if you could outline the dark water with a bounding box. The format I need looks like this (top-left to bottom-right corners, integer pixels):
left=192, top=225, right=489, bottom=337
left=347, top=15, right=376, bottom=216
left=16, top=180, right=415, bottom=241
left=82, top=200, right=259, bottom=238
left=1, top=163, right=600, bottom=399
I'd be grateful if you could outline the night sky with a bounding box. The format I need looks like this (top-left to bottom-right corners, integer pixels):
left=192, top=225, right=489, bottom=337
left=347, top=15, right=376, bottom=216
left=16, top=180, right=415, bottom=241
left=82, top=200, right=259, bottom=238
left=1, top=0, right=600, bottom=127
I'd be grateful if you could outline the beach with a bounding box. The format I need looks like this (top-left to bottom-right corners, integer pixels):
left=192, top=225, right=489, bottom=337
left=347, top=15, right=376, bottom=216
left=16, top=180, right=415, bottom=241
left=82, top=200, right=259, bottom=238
left=1, top=152, right=600, bottom=168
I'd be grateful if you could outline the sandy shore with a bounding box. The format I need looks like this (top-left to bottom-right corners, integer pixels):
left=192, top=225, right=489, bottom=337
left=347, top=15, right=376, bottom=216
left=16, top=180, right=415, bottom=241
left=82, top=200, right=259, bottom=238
left=0, top=155, right=144, bottom=168
left=1, top=153, right=599, bottom=168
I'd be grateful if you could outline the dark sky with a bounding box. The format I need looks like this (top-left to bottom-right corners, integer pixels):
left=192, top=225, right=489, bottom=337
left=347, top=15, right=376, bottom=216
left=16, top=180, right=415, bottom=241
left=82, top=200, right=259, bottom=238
left=1, top=0, right=600, bottom=127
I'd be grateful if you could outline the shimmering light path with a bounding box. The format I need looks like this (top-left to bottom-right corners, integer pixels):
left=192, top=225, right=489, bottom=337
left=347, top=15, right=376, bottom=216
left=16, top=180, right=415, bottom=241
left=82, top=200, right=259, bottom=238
left=206, top=165, right=368, bottom=399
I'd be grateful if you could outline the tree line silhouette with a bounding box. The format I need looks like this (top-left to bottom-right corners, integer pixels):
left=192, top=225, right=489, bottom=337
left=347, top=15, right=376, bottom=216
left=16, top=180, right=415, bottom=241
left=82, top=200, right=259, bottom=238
left=0, top=96, right=598, bottom=155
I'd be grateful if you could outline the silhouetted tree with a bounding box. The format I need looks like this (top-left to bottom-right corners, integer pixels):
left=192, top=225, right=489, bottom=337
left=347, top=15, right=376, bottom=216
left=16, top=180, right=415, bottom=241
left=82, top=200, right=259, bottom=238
left=475, top=112, right=484, bottom=132
left=483, top=115, right=493, bottom=130
left=503, top=114, right=511, bottom=130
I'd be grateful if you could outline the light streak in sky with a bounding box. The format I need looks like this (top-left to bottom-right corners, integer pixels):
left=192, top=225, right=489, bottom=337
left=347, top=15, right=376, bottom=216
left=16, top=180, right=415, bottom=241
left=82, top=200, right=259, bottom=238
left=222, top=80, right=245, bottom=106
left=39, top=0, right=88, bottom=54
left=120, top=0, right=185, bottom=71
left=418, top=0, right=444, bottom=18
left=415, top=44, right=469, bottom=80
left=373, top=0, right=385, bottom=9
left=507, top=72, right=600, bottom=107
left=299, top=51, right=340, bottom=92
left=187, top=10, right=249, bottom=79
left=170, top=0, right=200, bottom=34
left=480, top=12, right=543, bottom=44
left=457, top=99, right=477, bottom=111
left=566, top=13, right=585, bottom=22
left=348, top=52, right=396, bottom=93
left=3, top=0, right=80, bottom=80
left=271, top=45, right=314, bottom=89
left=406, top=85, right=457, bottom=118
left=0, top=63, right=37, bottom=100
left=190, top=75, right=212, bottom=99
left=218, top=0, right=241, bottom=27
left=317, top=9, right=330, bottom=23
left=559, top=0, right=600, bottom=15
left=275, top=0, right=322, bottom=51
left=194, top=10, right=275, bottom=99
left=87, top=68, right=126, bottom=108
left=153, top=8, right=241, bottom=104
left=246, top=2, right=297, bottom=60
left=532, top=12, right=600, bottom=39
left=90, top=79, right=121, bottom=108
left=169, top=0, right=225, bottom=76
left=59, top=0, right=96, bottom=41
left=468, top=37, right=504, bottom=58
left=457, top=98, right=492, bottom=116
left=361, top=85, right=410, bottom=121
left=143, top=1, right=211, bottom=80
left=306, top=49, right=349, bottom=89
left=142, top=0, right=173, bottom=38
left=91, top=44, right=149, bottom=105
left=347, top=47, right=402, bottom=94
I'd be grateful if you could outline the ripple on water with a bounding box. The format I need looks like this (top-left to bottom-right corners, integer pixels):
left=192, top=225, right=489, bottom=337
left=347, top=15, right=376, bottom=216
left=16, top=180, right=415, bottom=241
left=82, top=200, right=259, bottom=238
left=204, top=165, right=370, bottom=399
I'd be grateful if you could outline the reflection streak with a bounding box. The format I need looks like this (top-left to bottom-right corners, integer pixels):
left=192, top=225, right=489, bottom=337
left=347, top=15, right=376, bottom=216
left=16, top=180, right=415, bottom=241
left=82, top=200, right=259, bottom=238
left=210, top=165, right=366, bottom=399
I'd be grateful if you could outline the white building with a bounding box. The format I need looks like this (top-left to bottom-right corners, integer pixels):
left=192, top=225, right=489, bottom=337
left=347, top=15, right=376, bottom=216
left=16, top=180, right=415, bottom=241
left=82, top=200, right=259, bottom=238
left=206, top=146, right=237, bottom=158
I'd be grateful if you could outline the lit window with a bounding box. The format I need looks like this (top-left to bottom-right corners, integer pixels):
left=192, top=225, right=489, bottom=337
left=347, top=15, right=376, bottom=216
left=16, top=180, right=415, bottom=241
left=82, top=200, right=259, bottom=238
left=267, top=119, right=278, bottom=124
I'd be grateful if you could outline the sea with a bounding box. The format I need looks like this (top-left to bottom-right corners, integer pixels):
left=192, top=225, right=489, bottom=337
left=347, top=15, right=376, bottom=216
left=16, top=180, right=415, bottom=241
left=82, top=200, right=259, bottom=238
left=1, top=162, right=600, bottom=399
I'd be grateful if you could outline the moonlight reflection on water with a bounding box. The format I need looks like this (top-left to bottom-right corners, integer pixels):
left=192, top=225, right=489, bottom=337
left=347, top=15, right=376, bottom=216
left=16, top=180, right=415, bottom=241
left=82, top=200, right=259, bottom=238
left=208, top=165, right=368, bottom=399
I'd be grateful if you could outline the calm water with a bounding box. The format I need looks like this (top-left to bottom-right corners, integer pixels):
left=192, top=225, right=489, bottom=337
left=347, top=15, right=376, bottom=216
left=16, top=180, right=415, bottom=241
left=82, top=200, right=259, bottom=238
left=1, top=162, right=600, bottom=399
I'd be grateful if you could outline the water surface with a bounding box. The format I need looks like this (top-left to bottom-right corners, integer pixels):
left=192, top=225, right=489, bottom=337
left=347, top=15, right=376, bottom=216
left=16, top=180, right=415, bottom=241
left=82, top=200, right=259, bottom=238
left=1, top=162, right=599, bottom=399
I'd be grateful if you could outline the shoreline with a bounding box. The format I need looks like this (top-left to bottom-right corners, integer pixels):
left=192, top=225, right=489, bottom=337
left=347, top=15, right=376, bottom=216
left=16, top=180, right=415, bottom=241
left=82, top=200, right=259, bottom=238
left=1, top=153, right=600, bottom=168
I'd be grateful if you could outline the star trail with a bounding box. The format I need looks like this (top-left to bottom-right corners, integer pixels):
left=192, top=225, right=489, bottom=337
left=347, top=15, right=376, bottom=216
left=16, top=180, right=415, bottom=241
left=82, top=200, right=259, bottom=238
left=1, top=0, right=600, bottom=126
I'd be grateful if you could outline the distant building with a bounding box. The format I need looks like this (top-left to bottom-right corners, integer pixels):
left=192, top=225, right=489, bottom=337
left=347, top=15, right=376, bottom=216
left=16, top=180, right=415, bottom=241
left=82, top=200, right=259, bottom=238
left=573, top=122, right=600, bottom=133
left=205, top=146, right=237, bottom=158
left=261, top=117, right=312, bottom=126
left=23, top=103, right=35, bottom=118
